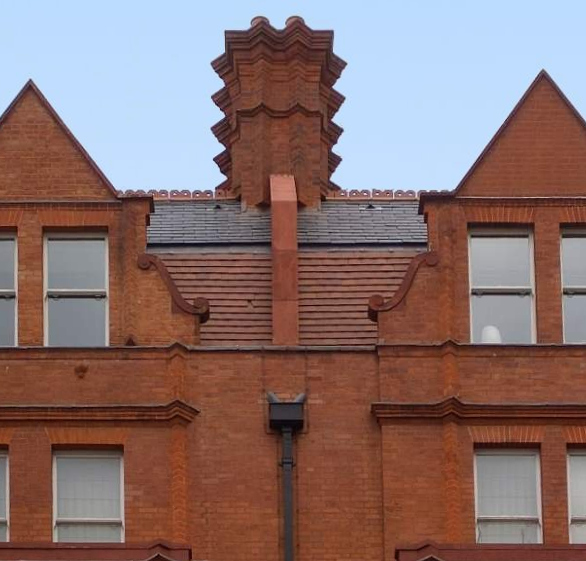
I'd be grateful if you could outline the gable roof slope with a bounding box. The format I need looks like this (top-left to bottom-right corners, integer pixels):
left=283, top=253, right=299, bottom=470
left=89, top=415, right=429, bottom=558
left=454, top=70, right=586, bottom=198
left=0, top=80, right=119, bottom=200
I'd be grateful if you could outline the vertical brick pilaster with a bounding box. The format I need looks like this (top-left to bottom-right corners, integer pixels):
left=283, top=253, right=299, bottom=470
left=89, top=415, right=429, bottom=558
left=541, top=427, right=569, bottom=544
left=534, top=214, right=563, bottom=343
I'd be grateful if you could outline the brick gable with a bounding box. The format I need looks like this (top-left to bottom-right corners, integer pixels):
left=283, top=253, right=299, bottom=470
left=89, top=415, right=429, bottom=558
left=0, top=81, right=118, bottom=200
left=456, top=71, right=586, bottom=197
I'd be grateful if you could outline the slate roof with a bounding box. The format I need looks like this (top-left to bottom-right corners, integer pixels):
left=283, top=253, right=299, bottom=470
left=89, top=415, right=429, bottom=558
left=147, top=200, right=427, bottom=246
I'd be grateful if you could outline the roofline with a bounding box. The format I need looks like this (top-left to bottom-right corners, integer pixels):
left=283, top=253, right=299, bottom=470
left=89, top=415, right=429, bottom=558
left=0, top=79, right=120, bottom=199
left=451, top=69, right=586, bottom=197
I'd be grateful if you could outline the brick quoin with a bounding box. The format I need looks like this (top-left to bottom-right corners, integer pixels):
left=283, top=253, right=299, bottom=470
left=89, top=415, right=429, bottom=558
left=1, top=16, right=586, bottom=561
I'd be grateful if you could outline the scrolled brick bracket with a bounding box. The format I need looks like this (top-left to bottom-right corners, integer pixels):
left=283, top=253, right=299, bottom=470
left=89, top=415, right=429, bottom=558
left=368, top=251, right=439, bottom=322
left=137, top=254, right=210, bottom=324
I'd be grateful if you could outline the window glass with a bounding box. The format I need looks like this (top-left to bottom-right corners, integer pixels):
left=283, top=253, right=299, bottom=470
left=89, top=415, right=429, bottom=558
left=45, top=237, right=107, bottom=347
left=0, top=300, right=15, bottom=347
left=476, top=454, right=538, bottom=517
left=48, top=298, right=106, bottom=347
left=0, top=456, right=7, bottom=542
left=56, top=456, right=120, bottom=519
left=477, top=521, right=540, bottom=544
left=562, top=237, right=586, bottom=287
left=564, top=295, right=586, bottom=344
left=569, top=454, right=586, bottom=543
left=57, top=524, right=121, bottom=543
left=471, top=294, right=533, bottom=344
left=55, top=454, right=122, bottom=543
left=470, top=236, right=531, bottom=287
left=475, top=451, right=541, bottom=544
left=47, top=239, right=106, bottom=290
left=0, top=239, right=16, bottom=347
left=0, top=240, right=15, bottom=290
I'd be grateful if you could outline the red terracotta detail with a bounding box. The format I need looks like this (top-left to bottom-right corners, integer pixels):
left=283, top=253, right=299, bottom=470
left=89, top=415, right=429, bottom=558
left=210, top=18, right=346, bottom=207
left=137, top=254, right=210, bottom=323
left=368, top=251, right=439, bottom=322
left=270, top=175, right=299, bottom=345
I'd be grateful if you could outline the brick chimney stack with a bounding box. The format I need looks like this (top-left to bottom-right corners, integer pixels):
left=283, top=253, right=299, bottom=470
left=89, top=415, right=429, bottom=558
left=211, top=16, right=346, bottom=208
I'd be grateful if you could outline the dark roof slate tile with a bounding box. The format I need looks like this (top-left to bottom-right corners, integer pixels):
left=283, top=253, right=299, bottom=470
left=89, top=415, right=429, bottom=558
left=147, top=200, right=427, bottom=246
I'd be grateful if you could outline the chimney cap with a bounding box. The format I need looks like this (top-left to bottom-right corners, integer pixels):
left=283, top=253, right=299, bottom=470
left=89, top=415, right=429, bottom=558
left=250, top=16, right=270, bottom=27
left=285, top=15, right=305, bottom=27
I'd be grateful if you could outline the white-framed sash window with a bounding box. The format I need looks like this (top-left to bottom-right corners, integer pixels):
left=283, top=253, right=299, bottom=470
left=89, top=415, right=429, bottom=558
left=474, top=449, right=542, bottom=544
left=568, top=451, right=586, bottom=542
left=53, top=450, right=124, bottom=542
left=44, top=234, right=108, bottom=347
left=469, top=230, right=535, bottom=344
left=0, top=236, right=17, bottom=347
left=0, top=453, right=8, bottom=541
left=561, top=234, right=586, bottom=343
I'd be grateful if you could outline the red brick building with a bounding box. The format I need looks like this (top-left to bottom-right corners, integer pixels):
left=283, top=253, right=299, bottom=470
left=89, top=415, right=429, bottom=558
left=1, top=14, right=586, bottom=561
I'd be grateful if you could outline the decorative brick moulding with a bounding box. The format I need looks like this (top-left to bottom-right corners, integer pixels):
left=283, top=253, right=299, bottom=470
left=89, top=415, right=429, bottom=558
left=372, top=396, right=586, bottom=423
left=0, top=400, right=199, bottom=424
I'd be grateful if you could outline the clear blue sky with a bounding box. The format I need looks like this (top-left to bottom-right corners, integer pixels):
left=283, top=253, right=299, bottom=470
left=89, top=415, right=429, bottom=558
left=1, top=0, right=585, bottom=193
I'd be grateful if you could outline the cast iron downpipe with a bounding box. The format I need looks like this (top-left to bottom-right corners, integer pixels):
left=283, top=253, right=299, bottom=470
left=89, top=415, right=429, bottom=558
left=267, top=392, right=305, bottom=561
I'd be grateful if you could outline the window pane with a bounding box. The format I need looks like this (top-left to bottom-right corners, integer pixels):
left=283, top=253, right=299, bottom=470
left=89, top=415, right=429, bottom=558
left=0, top=239, right=14, bottom=290
left=47, top=239, right=106, bottom=290
left=56, top=456, right=120, bottom=519
left=0, top=523, right=6, bottom=542
left=570, top=455, right=586, bottom=516
left=564, top=295, right=586, bottom=344
left=476, top=454, right=538, bottom=517
left=477, top=520, right=540, bottom=544
left=48, top=298, right=106, bottom=347
left=563, top=237, right=586, bottom=287
left=0, top=299, right=15, bottom=347
left=472, top=294, right=532, bottom=343
left=470, top=236, right=531, bottom=287
left=57, top=523, right=121, bottom=543
left=0, top=457, right=6, bottom=519
left=571, top=522, right=586, bottom=544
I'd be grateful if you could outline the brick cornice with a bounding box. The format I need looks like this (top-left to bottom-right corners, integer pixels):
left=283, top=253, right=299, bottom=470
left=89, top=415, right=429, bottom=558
left=372, top=396, right=586, bottom=423
left=0, top=400, right=198, bottom=423
left=376, top=339, right=586, bottom=358
left=396, top=541, right=586, bottom=561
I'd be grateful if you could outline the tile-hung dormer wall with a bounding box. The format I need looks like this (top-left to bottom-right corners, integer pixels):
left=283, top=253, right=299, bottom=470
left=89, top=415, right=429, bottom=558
left=0, top=81, right=207, bottom=347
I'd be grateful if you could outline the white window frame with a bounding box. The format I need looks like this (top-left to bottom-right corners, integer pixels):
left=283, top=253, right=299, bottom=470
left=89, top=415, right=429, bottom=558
left=52, top=450, right=124, bottom=543
left=560, top=231, right=586, bottom=344
left=0, top=235, right=17, bottom=347
left=43, top=233, right=109, bottom=347
left=468, top=228, right=536, bottom=344
left=474, top=448, right=543, bottom=544
left=567, top=450, right=586, bottom=543
left=0, top=452, right=9, bottom=542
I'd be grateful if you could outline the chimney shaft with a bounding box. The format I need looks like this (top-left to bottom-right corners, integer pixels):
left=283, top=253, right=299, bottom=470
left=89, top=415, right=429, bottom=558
left=270, top=174, right=299, bottom=345
left=211, top=17, right=346, bottom=208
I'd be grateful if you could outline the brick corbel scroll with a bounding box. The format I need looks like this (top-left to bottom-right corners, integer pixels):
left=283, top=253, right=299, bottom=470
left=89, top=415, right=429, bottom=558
left=137, top=254, right=210, bottom=323
left=368, top=251, right=439, bottom=322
